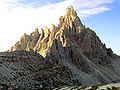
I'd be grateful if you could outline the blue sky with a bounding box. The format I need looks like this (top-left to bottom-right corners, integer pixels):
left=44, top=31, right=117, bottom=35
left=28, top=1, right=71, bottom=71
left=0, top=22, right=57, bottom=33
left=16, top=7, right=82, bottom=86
left=0, top=0, right=120, bottom=55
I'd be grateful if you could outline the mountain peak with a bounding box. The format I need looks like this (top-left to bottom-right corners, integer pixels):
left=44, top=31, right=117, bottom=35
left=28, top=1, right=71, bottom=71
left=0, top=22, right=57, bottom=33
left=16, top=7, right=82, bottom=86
left=8, top=6, right=114, bottom=60
left=5, top=6, right=120, bottom=89
left=58, top=6, right=84, bottom=36
left=65, top=6, right=77, bottom=21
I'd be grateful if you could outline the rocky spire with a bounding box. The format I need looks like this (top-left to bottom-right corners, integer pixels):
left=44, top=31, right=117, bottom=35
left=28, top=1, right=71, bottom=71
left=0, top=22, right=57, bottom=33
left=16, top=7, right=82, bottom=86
left=8, top=6, right=114, bottom=61
left=64, top=6, right=77, bottom=23
left=58, top=6, right=84, bottom=34
left=44, top=26, right=51, bottom=37
left=50, top=24, right=58, bottom=40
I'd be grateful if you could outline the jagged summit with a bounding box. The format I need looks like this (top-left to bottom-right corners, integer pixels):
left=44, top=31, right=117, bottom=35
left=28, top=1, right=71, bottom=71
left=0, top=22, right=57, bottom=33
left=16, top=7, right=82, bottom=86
left=8, top=6, right=84, bottom=56
left=5, top=6, right=120, bottom=88
left=64, top=6, right=83, bottom=28
left=59, top=6, right=84, bottom=33
left=8, top=6, right=114, bottom=60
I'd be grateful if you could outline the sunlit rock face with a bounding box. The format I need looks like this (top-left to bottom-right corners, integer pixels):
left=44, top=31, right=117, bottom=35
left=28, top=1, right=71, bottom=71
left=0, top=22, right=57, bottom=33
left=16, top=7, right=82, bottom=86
left=6, top=6, right=120, bottom=89
left=8, top=6, right=114, bottom=63
left=8, top=28, right=40, bottom=52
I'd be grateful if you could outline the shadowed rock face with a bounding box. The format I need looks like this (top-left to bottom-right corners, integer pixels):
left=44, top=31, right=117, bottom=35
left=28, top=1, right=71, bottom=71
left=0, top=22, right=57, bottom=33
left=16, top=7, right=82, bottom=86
left=4, top=6, right=120, bottom=88
left=0, top=50, right=78, bottom=89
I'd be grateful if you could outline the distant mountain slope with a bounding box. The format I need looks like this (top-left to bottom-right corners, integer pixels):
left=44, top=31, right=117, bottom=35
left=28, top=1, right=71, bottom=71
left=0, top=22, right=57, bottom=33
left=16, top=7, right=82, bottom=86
left=0, top=6, right=119, bottom=89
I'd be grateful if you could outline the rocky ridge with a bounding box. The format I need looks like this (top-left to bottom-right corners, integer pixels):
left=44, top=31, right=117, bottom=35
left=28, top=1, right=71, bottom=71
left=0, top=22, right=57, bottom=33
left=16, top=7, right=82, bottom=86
left=1, top=6, right=120, bottom=89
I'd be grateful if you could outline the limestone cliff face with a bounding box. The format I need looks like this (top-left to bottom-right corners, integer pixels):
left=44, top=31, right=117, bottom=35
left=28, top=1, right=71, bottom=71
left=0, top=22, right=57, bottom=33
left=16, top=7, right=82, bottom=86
left=8, top=6, right=85, bottom=57
left=7, top=6, right=120, bottom=86
left=8, top=28, right=40, bottom=52
left=8, top=6, right=114, bottom=63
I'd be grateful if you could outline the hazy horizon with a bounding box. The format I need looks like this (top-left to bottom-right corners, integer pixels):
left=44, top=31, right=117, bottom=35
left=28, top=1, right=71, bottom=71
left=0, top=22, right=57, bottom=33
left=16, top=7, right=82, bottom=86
left=0, top=0, right=120, bottom=55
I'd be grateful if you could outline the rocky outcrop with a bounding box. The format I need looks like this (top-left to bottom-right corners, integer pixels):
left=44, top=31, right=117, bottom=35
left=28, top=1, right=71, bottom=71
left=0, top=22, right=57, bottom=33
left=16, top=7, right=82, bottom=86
left=6, top=6, right=120, bottom=88
left=9, top=6, right=114, bottom=65
left=0, top=50, right=77, bottom=89
left=8, top=28, right=40, bottom=52
left=8, top=33, right=29, bottom=52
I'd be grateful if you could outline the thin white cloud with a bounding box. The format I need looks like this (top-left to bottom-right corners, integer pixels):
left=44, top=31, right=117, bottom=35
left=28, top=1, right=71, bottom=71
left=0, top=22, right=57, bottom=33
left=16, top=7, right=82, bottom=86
left=0, top=0, right=114, bottom=51
left=78, top=7, right=110, bottom=18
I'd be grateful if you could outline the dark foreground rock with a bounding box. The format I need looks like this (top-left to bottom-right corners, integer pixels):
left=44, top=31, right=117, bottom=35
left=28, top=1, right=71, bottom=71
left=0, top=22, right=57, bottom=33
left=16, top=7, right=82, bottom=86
left=0, top=50, right=78, bottom=89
